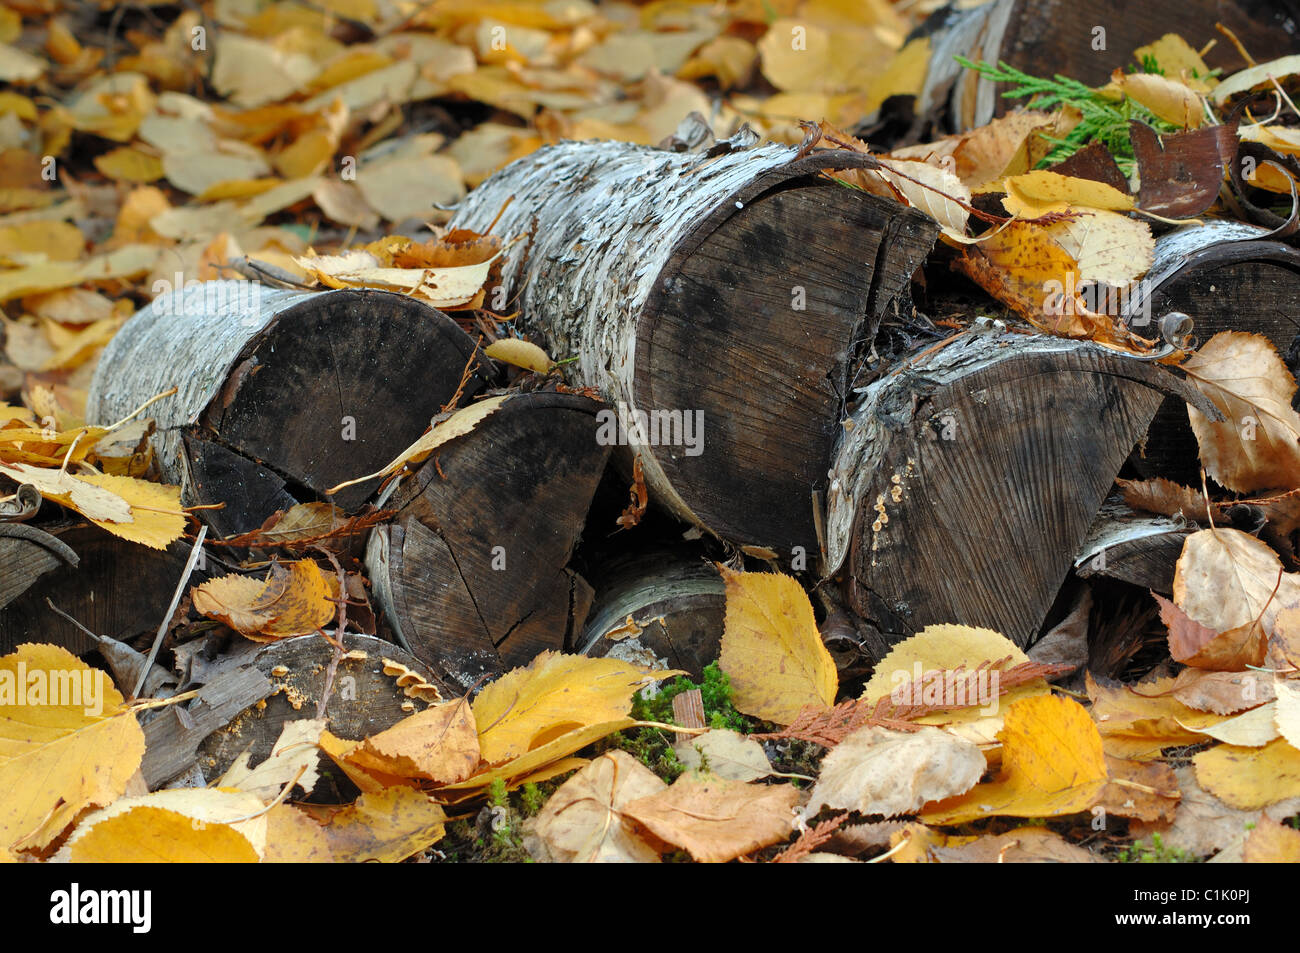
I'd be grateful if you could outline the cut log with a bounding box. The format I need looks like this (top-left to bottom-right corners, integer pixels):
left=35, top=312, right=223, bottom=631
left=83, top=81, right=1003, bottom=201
left=578, top=546, right=725, bottom=678
left=1123, top=221, right=1300, bottom=482
left=823, top=331, right=1211, bottom=647
left=0, top=524, right=204, bottom=655
left=915, top=0, right=1299, bottom=133
left=366, top=391, right=610, bottom=690
left=85, top=282, right=488, bottom=536
left=1074, top=498, right=1191, bottom=594
left=192, top=633, right=448, bottom=798
left=450, top=139, right=939, bottom=554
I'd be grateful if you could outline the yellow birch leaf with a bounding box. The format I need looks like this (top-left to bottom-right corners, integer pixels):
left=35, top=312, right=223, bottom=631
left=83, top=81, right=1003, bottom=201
left=1112, top=69, right=1205, bottom=127
left=325, top=394, right=510, bottom=494
left=1002, top=170, right=1135, bottom=216
left=252, top=560, right=336, bottom=639
left=438, top=720, right=634, bottom=793
left=68, top=806, right=259, bottom=863
left=192, top=574, right=278, bottom=635
left=862, top=624, right=1047, bottom=727
left=93, top=146, right=165, bottom=184
left=919, top=695, right=1108, bottom=823
left=75, top=471, right=185, bottom=549
left=263, top=803, right=334, bottom=862
left=472, top=651, right=675, bottom=764
left=1194, top=737, right=1300, bottom=810
left=716, top=566, right=837, bottom=725
left=345, top=699, right=478, bottom=783
left=319, top=787, right=446, bottom=863
left=0, top=643, right=144, bottom=851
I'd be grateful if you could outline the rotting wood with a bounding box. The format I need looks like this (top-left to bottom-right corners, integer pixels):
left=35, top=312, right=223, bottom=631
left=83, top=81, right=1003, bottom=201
left=194, top=633, right=448, bottom=799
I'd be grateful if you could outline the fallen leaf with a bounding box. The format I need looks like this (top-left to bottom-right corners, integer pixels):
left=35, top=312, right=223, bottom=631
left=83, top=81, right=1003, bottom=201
left=529, top=750, right=665, bottom=863
left=716, top=566, right=837, bottom=725
left=805, top=725, right=985, bottom=818
left=920, top=695, right=1109, bottom=823
left=0, top=644, right=145, bottom=852
left=345, top=699, right=478, bottom=784
left=1174, top=528, right=1300, bottom=651
left=485, top=338, right=553, bottom=373
left=672, top=729, right=773, bottom=783
left=1194, top=737, right=1300, bottom=810
left=623, top=772, right=799, bottom=863
left=67, top=806, right=259, bottom=863
left=472, top=651, right=675, bottom=764
left=316, top=787, right=447, bottom=863
left=1243, top=814, right=1300, bottom=862
left=219, top=718, right=325, bottom=802
left=1181, top=332, right=1300, bottom=493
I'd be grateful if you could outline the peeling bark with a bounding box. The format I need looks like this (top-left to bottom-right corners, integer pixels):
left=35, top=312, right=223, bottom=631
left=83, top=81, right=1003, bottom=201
left=451, top=139, right=938, bottom=553
left=86, top=282, right=488, bottom=535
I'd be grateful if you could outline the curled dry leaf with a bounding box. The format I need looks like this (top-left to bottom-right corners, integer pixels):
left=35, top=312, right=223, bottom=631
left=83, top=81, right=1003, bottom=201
left=1173, top=527, right=1300, bottom=652
left=1181, top=332, right=1300, bottom=493
left=484, top=337, right=553, bottom=373
left=1154, top=591, right=1264, bottom=671
left=529, top=750, right=666, bottom=863
left=805, top=725, right=985, bottom=818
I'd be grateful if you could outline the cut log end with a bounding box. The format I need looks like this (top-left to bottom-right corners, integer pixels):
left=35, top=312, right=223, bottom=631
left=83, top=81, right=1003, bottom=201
left=367, top=391, right=610, bottom=689
left=827, top=333, right=1176, bottom=647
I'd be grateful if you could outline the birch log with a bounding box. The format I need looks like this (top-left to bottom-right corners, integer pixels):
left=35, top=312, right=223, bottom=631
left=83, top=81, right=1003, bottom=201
left=914, top=0, right=1299, bottom=133
left=1123, top=221, right=1300, bottom=482
left=578, top=546, right=725, bottom=678
left=366, top=391, right=610, bottom=689
left=86, top=282, right=488, bottom=536
left=823, top=331, right=1214, bottom=647
left=450, top=140, right=939, bottom=555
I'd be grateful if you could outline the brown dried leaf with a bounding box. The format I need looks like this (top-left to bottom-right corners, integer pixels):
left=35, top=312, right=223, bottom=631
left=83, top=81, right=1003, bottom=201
left=623, top=773, right=799, bottom=863
left=1182, top=332, right=1300, bottom=493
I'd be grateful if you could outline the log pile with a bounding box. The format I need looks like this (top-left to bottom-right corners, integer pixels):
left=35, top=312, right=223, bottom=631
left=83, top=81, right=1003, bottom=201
left=11, top=104, right=1293, bottom=730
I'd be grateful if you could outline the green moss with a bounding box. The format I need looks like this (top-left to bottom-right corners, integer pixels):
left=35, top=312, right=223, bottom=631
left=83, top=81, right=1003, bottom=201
left=633, top=662, right=752, bottom=733
left=1117, top=833, right=1197, bottom=863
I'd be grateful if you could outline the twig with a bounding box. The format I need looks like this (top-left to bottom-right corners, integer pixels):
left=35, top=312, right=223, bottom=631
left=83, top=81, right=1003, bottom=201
left=133, top=525, right=207, bottom=699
